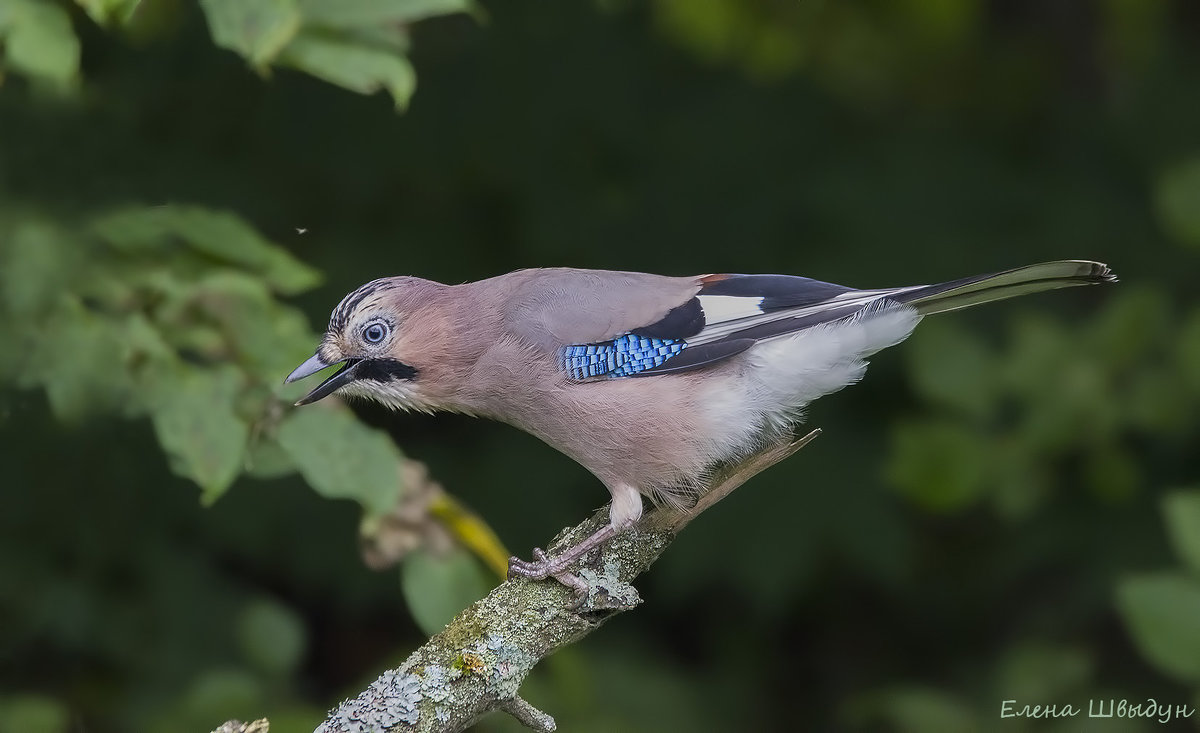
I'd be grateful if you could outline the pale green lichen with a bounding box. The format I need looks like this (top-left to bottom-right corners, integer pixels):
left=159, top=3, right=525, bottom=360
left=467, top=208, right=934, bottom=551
left=421, top=665, right=451, bottom=703
left=576, top=564, right=641, bottom=611
left=316, top=670, right=422, bottom=732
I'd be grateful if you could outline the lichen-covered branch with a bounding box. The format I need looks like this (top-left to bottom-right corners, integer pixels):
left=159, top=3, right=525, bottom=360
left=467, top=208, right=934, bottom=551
left=316, top=430, right=822, bottom=733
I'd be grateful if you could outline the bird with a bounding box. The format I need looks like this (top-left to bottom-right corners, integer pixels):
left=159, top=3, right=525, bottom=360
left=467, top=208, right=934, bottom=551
left=285, top=260, right=1116, bottom=594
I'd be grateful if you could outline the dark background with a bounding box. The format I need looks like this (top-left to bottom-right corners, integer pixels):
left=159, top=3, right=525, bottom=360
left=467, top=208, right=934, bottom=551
left=3, top=1, right=1199, bottom=731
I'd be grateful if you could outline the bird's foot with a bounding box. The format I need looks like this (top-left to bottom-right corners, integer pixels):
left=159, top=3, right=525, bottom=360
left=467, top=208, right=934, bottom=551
left=507, top=548, right=569, bottom=580
left=507, top=523, right=618, bottom=608
left=508, top=549, right=590, bottom=607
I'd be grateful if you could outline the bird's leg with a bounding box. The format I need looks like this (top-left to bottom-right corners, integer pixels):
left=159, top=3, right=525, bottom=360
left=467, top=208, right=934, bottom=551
left=508, top=484, right=642, bottom=600
left=507, top=523, right=618, bottom=580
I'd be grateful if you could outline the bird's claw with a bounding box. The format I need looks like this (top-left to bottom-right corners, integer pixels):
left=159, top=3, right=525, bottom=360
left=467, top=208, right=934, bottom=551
left=507, top=549, right=590, bottom=608
left=507, top=548, right=554, bottom=580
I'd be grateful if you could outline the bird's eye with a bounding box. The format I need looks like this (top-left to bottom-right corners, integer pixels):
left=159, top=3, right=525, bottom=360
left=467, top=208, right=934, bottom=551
left=363, top=322, right=388, bottom=344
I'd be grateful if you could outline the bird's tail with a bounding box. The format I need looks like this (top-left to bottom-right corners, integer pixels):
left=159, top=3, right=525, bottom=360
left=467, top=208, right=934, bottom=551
left=893, top=260, right=1117, bottom=316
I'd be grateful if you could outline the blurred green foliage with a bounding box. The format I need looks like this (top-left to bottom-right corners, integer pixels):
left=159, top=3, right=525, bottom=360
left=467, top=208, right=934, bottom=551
left=2, top=1, right=1199, bottom=731
left=3, top=0, right=472, bottom=106
left=1117, top=491, right=1200, bottom=687
left=0, top=204, right=416, bottom=514
left=889, top=286, right=1200, bottom=517
left=0, top=0, right=80, bottom=92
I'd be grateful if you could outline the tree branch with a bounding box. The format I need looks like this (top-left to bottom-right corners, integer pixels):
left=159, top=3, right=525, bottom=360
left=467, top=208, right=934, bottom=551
left=315, top=429, right=822, bottom=733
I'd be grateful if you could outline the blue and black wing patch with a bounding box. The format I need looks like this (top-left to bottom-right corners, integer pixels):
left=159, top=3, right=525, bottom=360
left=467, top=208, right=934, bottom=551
left=626, top=338, right=755, bottom=375
left=560, top=334, right=688, bottom=379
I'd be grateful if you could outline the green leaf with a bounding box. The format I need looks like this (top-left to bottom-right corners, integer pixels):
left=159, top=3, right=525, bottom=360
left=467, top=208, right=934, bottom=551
left=92, top=205, right=321, bottom=295
left=0, top=311, right=21, bottom=383
left=0, top=219, right=81, bottom=319
left=1087, top=287, right=1171, bottom=371
left=179, top=668, right=264, bottom=728
left=886, top=420, right=988, bottom=513
left=1006, top=314, right=1120, bottom=450
left=1155, top=156, right=1200, bottom=249
left=994, top=642, right=1093, bottom=704
left=111, top=312, right=181, bottom=416
left=893, top=0, right=979, bottom=46
left=25, top=302, right=136, bottom=420
left=186, top=270, right=319, bottom=379
left=275, top=405, right=404, bottom=516
left=1126, top=366, right=1192, bottom=434
left=297, top=0, right=474, bottom=28
left=1163, top=491, right=1200, bottom=575
left=340, top=23, right=411, bottom=53
left=1082, top=443, right=1140, bottom=503
left=75, top=0, right=142, bottom=27
left=1179, top=308, right=1200, bottom=396
left=0, top=694, right=69, bottom=733
left=199, top=0, right=301, bottom=67
left=1002, top=314, right=1069, bottom=397
left=151, top=366, right=249, bottom=503
left=243, top=435, right=297, bottom=480
left=90, top=206, right=175, bottom=253
left=847, top=687, right=980, bottom=733
left=236, top=598, right=307, bottom=676
left=279, top=32, right=416, bottom=109
left=1116, top=572, right=1200, bottom=682
left=905, top=320, right=997, bottom=420
left=401, top=547, right=491, bottom=635
left=988, top=444, right=1049, bottom=519
left=1, top=0, right=80, bottom=90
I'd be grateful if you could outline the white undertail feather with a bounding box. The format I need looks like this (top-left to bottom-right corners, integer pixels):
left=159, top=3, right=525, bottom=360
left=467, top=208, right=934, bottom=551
left=699, top=300, right=923, bottom=466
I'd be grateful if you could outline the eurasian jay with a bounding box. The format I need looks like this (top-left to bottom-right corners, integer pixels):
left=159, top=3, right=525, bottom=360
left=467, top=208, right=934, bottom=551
left=285, top=261, right=1115, bottom=591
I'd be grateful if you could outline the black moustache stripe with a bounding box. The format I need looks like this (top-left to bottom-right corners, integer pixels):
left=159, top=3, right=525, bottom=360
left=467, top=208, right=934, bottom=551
left=356, top=358, right=419, bottom=382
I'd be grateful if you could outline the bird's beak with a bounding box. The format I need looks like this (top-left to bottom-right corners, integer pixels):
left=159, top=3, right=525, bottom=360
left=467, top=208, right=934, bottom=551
left=285, top=352, right=332, bottom=384
left=285, top=352, right=362, bottom=406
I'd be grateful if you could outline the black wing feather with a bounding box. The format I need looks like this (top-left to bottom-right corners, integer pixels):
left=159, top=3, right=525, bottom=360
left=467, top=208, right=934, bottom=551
left=632, top=297, right=706, bottom=339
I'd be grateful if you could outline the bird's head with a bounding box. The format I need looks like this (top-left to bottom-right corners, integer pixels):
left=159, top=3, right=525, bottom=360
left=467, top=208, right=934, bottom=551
left=285, top=276, right=446, bottom=411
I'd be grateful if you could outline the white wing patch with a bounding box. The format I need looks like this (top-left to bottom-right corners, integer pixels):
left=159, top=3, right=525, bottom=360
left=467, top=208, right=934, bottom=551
left=696, top=295, right=765, bottom=323
left=690, top=291, right=892, bottom=345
